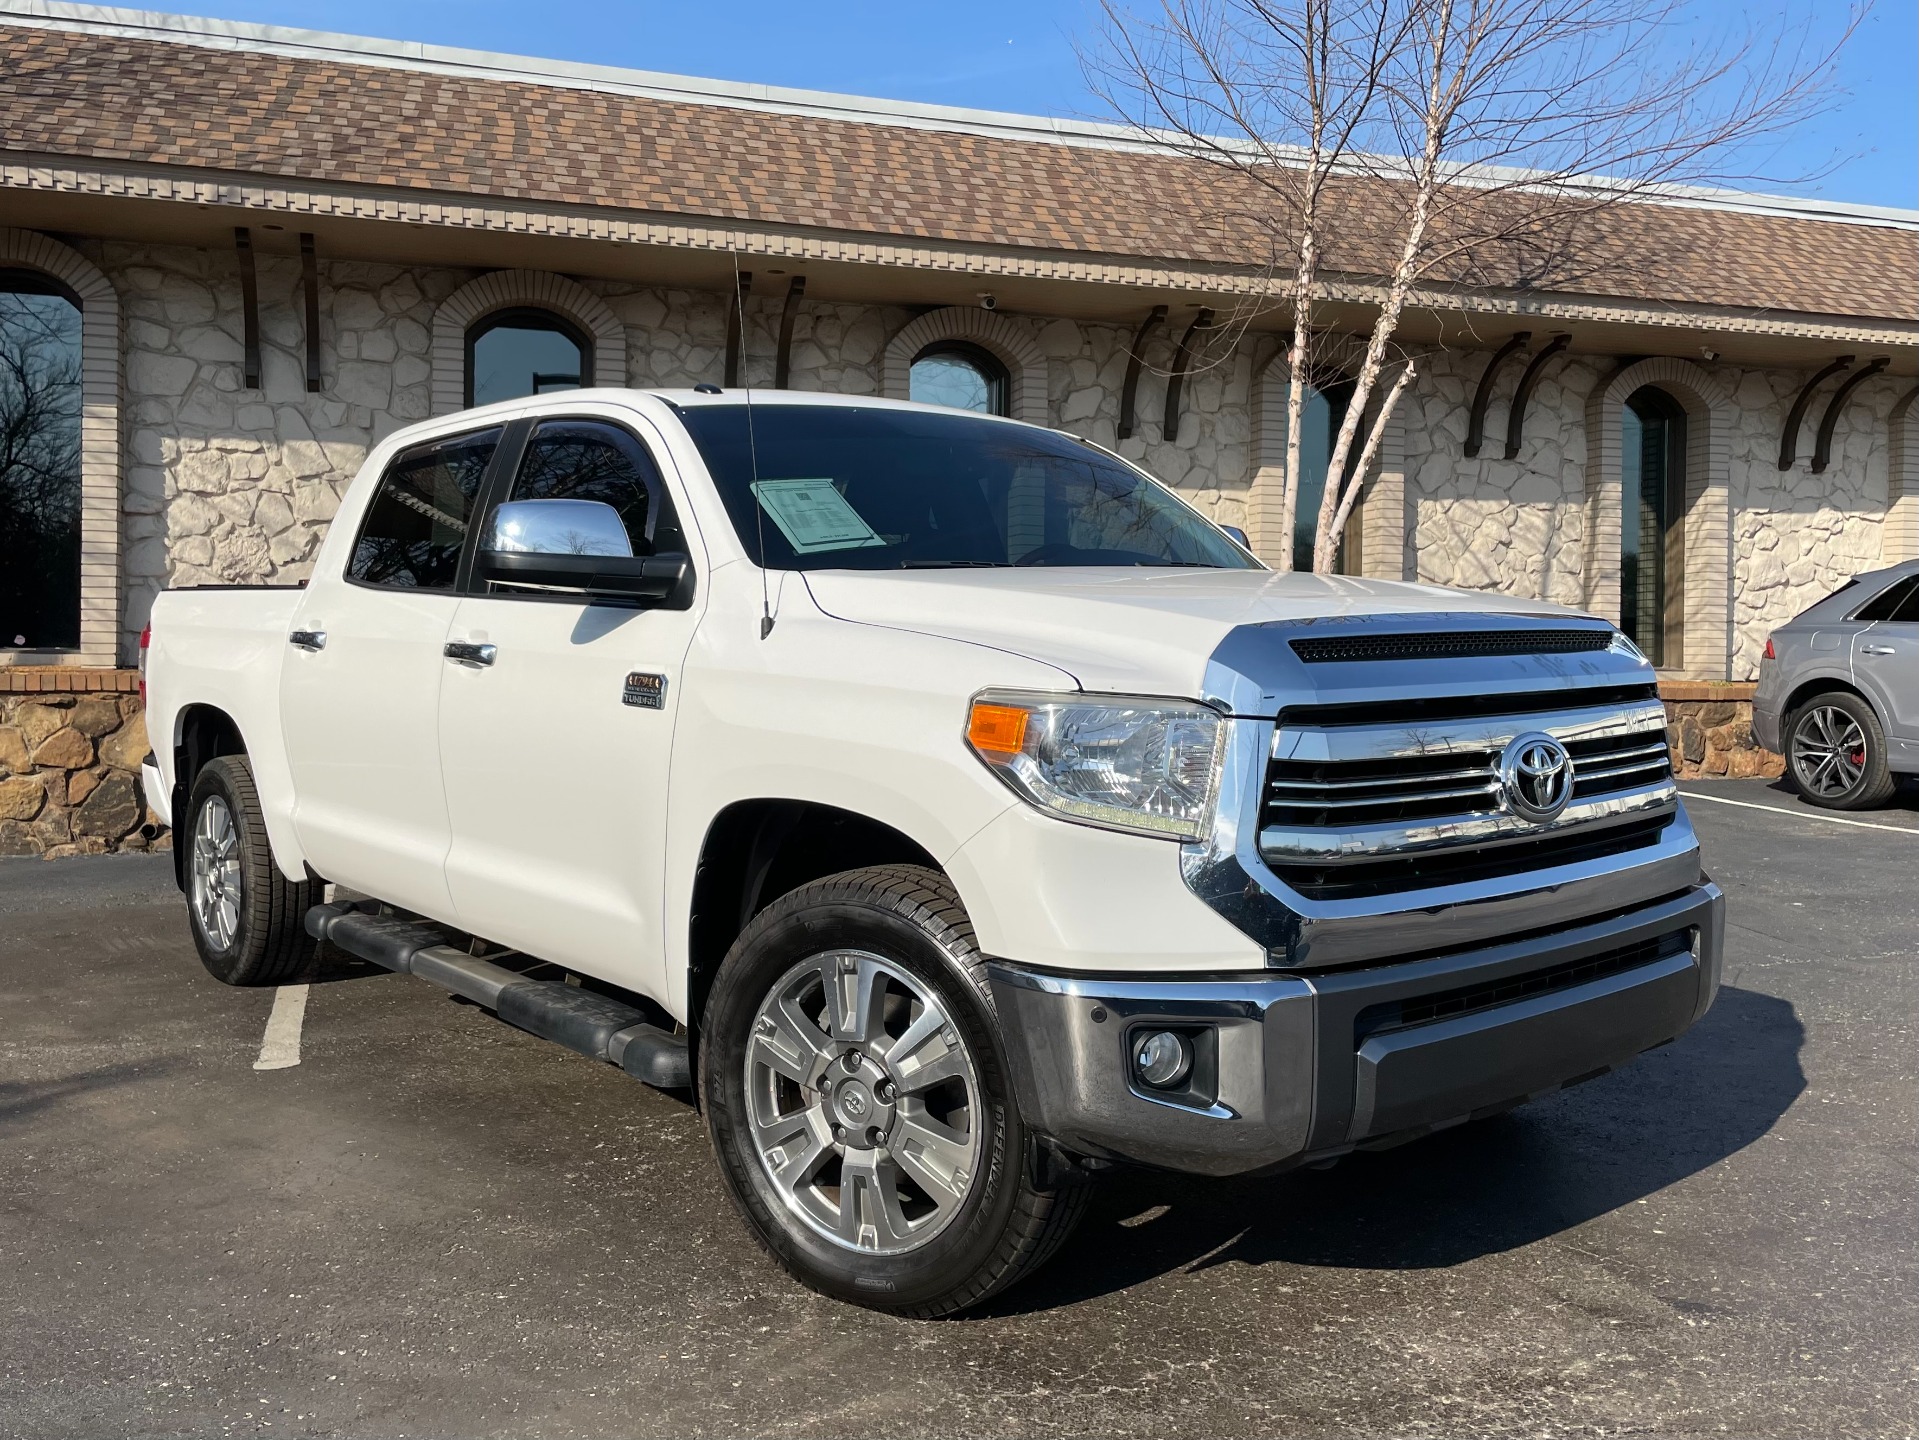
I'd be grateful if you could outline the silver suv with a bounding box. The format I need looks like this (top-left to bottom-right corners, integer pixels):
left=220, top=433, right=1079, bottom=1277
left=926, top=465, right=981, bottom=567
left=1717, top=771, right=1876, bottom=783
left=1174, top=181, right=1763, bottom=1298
left=1755, top=559, right=1919, bottom=809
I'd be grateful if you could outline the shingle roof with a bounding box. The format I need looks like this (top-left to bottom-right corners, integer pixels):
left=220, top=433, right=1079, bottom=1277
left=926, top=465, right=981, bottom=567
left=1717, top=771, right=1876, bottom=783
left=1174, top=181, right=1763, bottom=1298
left=2, top=20, right=1914, bottom=323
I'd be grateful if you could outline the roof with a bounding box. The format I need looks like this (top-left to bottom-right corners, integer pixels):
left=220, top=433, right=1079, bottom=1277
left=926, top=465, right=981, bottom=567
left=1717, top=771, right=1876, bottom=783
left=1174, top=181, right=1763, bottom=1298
left=2, top=4, right=1915, bottom=324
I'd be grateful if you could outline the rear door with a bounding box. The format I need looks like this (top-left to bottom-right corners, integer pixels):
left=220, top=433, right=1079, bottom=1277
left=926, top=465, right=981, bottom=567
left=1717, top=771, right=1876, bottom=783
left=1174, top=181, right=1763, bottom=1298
left=1853, top=575, right=1919, bottom=751
left=279, top=424, right=505, bottom=915
left=436, top=410, right=702, bottom=1001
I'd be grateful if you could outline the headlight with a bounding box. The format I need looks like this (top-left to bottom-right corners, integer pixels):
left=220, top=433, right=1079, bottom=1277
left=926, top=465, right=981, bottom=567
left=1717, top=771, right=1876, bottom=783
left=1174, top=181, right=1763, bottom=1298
left=965, top=690, right=1225, bottom=840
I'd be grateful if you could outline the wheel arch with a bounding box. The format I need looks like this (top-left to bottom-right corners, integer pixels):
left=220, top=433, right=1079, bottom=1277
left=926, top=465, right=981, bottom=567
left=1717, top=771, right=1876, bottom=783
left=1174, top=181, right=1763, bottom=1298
left=684, top=799, right=941, bottom=1052
left=169, top=704, right=308, bottom=889
left=1781, top=676, right=1876, bottom=727
left=170, top=704, right=247, bottom=890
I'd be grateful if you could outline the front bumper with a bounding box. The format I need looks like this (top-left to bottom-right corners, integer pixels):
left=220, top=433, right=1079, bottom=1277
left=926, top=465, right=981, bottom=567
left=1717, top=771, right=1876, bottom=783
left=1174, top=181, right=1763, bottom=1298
left=987, top=881, right=1724, bottom=1177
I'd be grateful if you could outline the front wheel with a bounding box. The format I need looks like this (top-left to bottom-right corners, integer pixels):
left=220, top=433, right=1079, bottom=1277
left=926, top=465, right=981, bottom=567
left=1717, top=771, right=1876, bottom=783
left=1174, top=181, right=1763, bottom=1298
left=700, top=865, right=1088, bottom=1317
left=185, top=755, right=319, bottom=985
left=1785, top=692, right=1897, bottom=810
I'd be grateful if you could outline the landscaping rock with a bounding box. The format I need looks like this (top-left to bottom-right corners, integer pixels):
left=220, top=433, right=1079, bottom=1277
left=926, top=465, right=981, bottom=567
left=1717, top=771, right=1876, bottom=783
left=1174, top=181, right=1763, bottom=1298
left=0, top=774, right=48, bottom=821
left=31, top=727, right=95, bottom=770
left=75, top=772, right=142, bottom=840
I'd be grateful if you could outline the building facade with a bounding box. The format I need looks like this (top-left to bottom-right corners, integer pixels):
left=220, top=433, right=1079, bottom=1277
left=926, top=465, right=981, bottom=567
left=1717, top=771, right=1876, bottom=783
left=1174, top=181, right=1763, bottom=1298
left=2, top=5, right=1916, bottom=853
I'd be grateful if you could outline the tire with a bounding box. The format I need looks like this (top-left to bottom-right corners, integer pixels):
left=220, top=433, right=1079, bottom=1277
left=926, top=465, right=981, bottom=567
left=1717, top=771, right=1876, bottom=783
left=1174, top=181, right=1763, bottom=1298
left=183, top=755, right=319, bottom=985
left=1784, top=691, right=1897, bottom=810
left=700, top=864, right=1089, bottom=1317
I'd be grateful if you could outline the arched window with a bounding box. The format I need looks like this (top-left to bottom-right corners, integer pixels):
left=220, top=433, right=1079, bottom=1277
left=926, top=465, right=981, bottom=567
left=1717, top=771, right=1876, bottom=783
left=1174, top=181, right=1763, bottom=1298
left=465, top=308, right=592, bottom=408
left=0, top=268, right=83, bottom=652
left=909, top=341, right=1010, bottom=416
left=1286, top=376, right=1356, bottom=572
left=1621, top=385, right=1687, bottom=667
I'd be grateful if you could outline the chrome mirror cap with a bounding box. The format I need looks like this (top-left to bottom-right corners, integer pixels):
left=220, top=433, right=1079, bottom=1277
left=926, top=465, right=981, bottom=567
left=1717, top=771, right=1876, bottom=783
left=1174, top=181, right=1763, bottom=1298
left=486, top=499, right=634, bottom=558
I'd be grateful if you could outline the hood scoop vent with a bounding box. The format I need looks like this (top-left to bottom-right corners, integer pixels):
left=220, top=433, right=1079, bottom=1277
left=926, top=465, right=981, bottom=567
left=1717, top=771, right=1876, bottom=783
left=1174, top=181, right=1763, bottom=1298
left=1289, top=628, right=1613, bottom=664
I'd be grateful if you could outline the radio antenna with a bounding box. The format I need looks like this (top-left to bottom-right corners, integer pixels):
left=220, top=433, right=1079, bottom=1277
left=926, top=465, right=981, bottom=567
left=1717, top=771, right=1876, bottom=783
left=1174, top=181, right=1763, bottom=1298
left=732, top=253, right=774, bottom=640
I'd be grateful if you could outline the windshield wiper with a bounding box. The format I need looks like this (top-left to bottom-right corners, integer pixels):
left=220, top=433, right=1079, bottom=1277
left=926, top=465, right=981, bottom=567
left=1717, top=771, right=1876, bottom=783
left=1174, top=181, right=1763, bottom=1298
left=899, top=560, right=1013, bottom=569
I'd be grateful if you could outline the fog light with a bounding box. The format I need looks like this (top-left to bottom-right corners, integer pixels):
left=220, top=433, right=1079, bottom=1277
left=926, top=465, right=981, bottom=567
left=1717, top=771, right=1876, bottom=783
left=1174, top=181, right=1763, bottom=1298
left=1133, top=1030, right=1192, bottom=1089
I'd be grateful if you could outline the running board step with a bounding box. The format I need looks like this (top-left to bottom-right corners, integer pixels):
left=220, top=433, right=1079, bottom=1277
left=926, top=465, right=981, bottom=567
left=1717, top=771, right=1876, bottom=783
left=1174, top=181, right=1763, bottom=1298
left=304, top=903, right=689, bottom=1089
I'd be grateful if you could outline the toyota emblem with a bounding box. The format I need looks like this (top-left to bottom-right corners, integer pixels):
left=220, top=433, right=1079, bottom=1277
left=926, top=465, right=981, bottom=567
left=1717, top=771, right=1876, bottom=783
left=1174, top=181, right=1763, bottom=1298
left=1498, top=732, right=1574, bottom=823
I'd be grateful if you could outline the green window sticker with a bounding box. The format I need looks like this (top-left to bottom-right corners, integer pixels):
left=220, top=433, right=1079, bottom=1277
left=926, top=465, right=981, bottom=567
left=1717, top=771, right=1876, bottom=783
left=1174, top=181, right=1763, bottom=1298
left=750, top=479, right=887, bottom=554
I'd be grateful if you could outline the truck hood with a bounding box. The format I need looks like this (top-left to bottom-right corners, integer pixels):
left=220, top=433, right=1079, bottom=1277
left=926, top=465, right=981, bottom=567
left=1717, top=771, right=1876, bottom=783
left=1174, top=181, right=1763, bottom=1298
left=802, top=568, right=1597, bottom=700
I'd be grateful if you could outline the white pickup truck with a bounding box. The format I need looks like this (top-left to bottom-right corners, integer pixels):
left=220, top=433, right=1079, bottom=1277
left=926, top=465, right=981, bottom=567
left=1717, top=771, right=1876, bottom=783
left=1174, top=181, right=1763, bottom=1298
left=144, top=388, right=1723, bottom=1315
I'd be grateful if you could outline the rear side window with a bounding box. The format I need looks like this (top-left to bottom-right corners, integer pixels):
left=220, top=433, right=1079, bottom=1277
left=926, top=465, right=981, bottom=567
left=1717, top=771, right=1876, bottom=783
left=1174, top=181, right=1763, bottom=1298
left=347, top=427, right=502, bottom=589
left=504, top=419, right=681, bottom=555
left=1853, top=575, right=1919, bottom=622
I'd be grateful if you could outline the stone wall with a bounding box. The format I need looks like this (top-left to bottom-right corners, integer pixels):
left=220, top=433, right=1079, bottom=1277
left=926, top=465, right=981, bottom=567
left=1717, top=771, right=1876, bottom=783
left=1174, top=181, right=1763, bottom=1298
left=1407, top=350, right=1598, bottom=609
left=0, top=676, right=166, bottom=857
left=39, top=235, right=1910, bottom=683
left=111, top=241, right=459, bottom=660
left=1729, top=372, right=1894, bottom=678
left=96, top=241, right=1267, bottom=654
left=1409, top=350, right=1898, bottom=679
left=1661, top=684, right=1785, bottom=781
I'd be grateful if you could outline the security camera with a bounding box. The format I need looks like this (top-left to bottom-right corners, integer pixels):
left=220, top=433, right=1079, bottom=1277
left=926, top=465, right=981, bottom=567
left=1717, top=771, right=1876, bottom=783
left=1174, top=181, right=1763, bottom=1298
left=977, top=292, right=997, bottom=311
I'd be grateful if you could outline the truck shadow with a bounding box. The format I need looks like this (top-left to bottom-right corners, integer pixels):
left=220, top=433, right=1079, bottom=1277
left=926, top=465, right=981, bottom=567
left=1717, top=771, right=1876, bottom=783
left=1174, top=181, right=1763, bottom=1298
left=984, top=983, right=1802, bottom=1315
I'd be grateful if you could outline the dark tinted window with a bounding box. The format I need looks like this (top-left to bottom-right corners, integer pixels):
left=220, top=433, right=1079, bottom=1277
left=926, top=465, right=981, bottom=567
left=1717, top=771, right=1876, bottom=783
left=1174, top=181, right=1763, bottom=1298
left=467, top=309, right=589, bottom=407
left=1886, top=580, right=1919, bottom=623
left=674, top=403, right=1255, bottom=573
left=1855, top=575, right=1919, bottom=622
left=0, top=270, right=82, bottom=650
left=505, top=419, right=678, bottom=555
left=347, top=427, right=501, bottom=590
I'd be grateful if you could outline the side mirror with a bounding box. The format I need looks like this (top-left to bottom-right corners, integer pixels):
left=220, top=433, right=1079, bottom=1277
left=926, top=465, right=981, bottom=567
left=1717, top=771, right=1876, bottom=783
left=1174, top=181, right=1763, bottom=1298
left=1220, top=524, right=1251, bottom=550
left=478, top=498, right=691, bottom=603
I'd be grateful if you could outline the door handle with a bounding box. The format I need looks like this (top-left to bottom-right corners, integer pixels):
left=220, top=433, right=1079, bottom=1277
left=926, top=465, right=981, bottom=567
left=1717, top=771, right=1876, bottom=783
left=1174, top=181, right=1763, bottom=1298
left=288, top=629, right=327, bottom=651
left=1861, top=644, right=1896, bottom=655
left=443, top=641, right=497, bottom=666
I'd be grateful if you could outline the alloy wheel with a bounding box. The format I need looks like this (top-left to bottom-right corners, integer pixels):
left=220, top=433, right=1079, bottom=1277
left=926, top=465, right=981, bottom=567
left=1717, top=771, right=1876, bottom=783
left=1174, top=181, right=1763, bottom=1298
left=744, top=949, right=983, bottom=1255
left=1791, top=705, right=1867, bottom=798
left=191, top=794, right=242, bottom=950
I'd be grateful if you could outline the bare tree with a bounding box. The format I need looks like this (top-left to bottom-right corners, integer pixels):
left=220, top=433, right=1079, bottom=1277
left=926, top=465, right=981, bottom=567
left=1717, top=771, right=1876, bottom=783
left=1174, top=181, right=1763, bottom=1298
left=1088, top=0, right=1858, bottom=571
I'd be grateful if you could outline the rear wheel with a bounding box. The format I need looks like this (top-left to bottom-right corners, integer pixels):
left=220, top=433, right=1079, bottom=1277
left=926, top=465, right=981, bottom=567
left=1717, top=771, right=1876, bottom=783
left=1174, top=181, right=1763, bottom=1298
left=700, top=865, right=1089, bottom=1316
left=185, top=755, right=318, bottom=985
left=1785, top=691, right=1896, bottom=810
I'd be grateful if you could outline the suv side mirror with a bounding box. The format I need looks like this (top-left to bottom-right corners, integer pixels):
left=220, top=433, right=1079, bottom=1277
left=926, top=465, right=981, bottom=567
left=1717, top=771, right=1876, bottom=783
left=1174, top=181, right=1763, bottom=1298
left=478, top=498, right=691, bottom=603
left=1220, top=524, right=1251, bottom=550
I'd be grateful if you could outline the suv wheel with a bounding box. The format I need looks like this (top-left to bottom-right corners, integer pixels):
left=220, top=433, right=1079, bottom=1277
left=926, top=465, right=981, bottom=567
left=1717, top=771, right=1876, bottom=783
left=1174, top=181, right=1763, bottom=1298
left=1785, top=691, right=1897, bottom=810
left=700, top=865, right=1089, bottom=1317
left=185, top=755, right=319, bottom=984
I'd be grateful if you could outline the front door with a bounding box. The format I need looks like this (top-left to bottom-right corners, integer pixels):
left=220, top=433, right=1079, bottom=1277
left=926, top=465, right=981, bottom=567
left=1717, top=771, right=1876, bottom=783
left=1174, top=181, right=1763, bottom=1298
left=280, top=424, right=506, bottom=916
left=1853, top=575, right=1919, bottom=749
left=437, top=413, right=701, bottom=1002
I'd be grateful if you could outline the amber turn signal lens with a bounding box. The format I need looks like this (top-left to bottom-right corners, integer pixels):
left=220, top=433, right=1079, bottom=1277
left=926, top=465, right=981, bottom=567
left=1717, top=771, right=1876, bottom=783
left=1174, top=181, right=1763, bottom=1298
left=967, top=701, right=1030, bottom=756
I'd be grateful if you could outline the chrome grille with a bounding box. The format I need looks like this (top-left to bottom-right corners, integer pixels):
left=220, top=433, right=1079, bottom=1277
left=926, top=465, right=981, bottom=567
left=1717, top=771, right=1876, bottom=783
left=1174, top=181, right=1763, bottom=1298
left=1259, top=698, right=1677, bottom=889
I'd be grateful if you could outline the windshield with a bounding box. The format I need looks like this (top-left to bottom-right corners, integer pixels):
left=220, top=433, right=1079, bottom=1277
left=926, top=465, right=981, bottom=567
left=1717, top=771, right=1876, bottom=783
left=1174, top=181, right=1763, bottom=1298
left=673, top=403, right=1259, bottom=572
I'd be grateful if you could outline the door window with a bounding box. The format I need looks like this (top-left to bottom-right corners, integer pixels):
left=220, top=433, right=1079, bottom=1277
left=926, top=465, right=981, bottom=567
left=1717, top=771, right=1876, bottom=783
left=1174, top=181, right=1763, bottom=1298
left=1854, top=576, right=1919, bottom=622
left=501, top=419, right=682, bottom=558
left=347, top=427, right=502, bottom=590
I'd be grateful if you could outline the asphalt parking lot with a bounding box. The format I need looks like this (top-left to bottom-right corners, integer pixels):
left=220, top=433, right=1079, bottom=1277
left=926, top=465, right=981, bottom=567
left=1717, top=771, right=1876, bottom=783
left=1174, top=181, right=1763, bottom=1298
left=2, top=778, right=1914, bottom=1439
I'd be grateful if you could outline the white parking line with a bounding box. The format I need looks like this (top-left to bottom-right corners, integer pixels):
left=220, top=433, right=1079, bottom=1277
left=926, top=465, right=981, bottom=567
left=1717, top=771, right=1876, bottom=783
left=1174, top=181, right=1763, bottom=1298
left=253, top=984, right=310, bottom=1070
left=1679, top=790, right=1919, bottom=835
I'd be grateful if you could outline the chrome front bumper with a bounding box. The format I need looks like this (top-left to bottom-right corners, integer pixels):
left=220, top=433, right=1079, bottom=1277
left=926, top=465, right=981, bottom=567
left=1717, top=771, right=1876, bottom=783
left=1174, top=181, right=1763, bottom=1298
left=987, top=881, right=1724, bottom=1177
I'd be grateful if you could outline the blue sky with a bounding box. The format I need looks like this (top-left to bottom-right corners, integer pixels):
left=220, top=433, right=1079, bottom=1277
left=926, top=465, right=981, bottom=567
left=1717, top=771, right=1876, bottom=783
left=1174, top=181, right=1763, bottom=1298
left=177, top=0, right=1916, bottom=208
